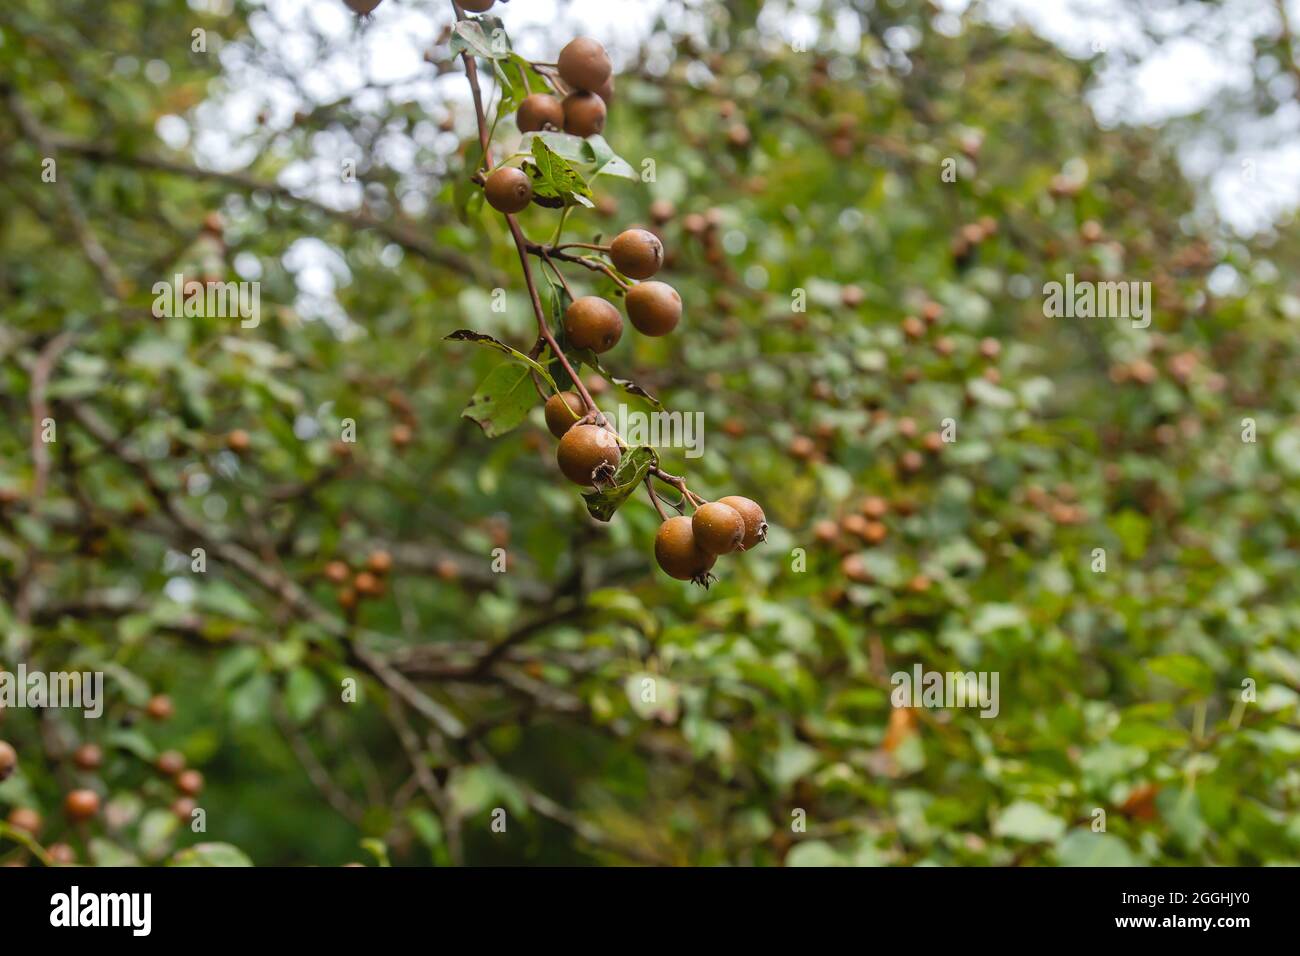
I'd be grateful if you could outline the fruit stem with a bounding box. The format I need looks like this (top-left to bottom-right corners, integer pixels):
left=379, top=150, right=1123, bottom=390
left=556, top=241, right=610, bottom=253
left=645, top=478, right=668, bottom=520
left=452, top=8, right=602, bottom=419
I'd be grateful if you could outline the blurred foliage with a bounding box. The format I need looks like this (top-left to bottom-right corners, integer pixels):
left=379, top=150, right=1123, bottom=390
left=1, top=0, right=1298, bottom=867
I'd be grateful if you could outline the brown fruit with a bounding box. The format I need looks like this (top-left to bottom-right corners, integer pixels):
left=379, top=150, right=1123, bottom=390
left=516, top=93, right=564, bottom=133
left=610, top=229, right=664, bottom=280
left=344, top=1, right=383, bottom=14
left=556, top=424, right=621, bottom=486
left=7, top=807, right=41, bottom=836
left=72, top=743, right=103, bottom=771
left=863, top=521, right=888, bottom=545
left=171, top=797, right=198, bottom=823
left=484, top=166, right=533, bottom=214
left=841, top=554, right=872, bottom=583
left=979, top=337, right=1002, bottom=359
left=544, top=391, right=584, bottom=438
left=902, top=316, right=925, bottom=340
left=176, top=769, right=204, bottom=796
left=354, top=571, right=383, bottom=596
left=907, top=574, right=932, bottom=594
left=337, top=586, right=358, bottom=610
left=692, top=502, right=746, bottom=555
left=593, top=75, right=615, bottom=106
left=900, top=450, right=924, bottom=473
left=861, top=496, right=889, bottom=519
left=64, top=789, right=100, bottom=822
left=649, top=199, right=675, bottom=224
left=718, top=496, right=767, bottom=550
left=367, top=550, right=392, bottom=575
left=157, top=750, right=186, bottom=776
left=226, top=429, right=251, bottom=453
left=47, top=843, right=76, bottom=865
left=841, top=514, right=869, bottom=538
left=564, top=296, right=623, bottom=352
left=922, top=431, right=944, bottom=453
left=790, top=435, right=816, bottom=461
left=654, top=516, right=717, bottom=582
left=557, top=37, right=612, bottom=92
left=625, top=281, right=681, bottom=336
left=562, top=91, right=606, bottom=137
left=324, top=560, right=350, bottom=584
left=813, top=520, right=839, bottom=544
left=459, top=0, right=495, bottom=11
left=146, top=694, right=174, bottom=721
left=391, top=423, right=413, bottom=447
left=0, top=740, right=15, bottom=781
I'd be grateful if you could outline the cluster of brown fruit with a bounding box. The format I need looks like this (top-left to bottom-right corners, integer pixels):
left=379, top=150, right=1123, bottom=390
left=561, top=228, right=682, bottom=350
left=654, top=497, right=768, bottom=585
left=543, top=395, right=767, bottom=584
left=157, top=749, right=205, bottom=822
left=483, top=34, right=615, bottom=215
left=324, top=549, right=392, bottom=610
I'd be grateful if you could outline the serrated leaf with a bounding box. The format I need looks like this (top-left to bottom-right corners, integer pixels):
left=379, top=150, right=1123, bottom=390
left=567, top=347, right=663, bottom=410
left=528, top=137, right=593, bottom=207
left=496, top=54, right=549, bottom=118
left=450, top=16, right=510, bottom=61
left=581, top=445, right=657, bottom=521
left=444, top=329, right=557, bottom=391
left=520, top=130, right=588, bottom=163
left=462, top=361, right=538, bottom=437
left=584, top=135, right=638, bottom=180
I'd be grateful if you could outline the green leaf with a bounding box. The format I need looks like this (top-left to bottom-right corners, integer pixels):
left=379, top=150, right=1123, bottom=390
left=170, top=842, right=254, bottom=867
left=520, top=130, right=588, bottom=163
left=496, top=54, right=549, bottom=118
left=786, top=840, right=846, bottom=867
left=444, top=329, right=558, bottom=391
left=583, top=135, right=638, bottom=180
left=527, top=136, right=593, bottom=208
left=993, top=801, right=1066, bottom=842
left=1146, top=654, right=1213, bottom=694
left=462, top=361, right=539, bottom=438
left=139, top=808, right=180, bottom=859
left=567, top=347, right=663, bottom=410
left=450, top=16, right=510, bottom=61
left=285, top=667, right=325, bottom=724
left=581, top=445, right=657, bottom=521
left=89, top=838, right=141, bottom=867
left=1055, top=829, right=1138, bottom=866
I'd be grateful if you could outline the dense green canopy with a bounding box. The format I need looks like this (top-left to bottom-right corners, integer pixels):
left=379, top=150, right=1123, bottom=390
left=1, top=0, right=1298, bottom=866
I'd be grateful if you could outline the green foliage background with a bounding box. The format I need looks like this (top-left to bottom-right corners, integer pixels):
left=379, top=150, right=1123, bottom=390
left=1, top=0, right=1298, bottom=866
